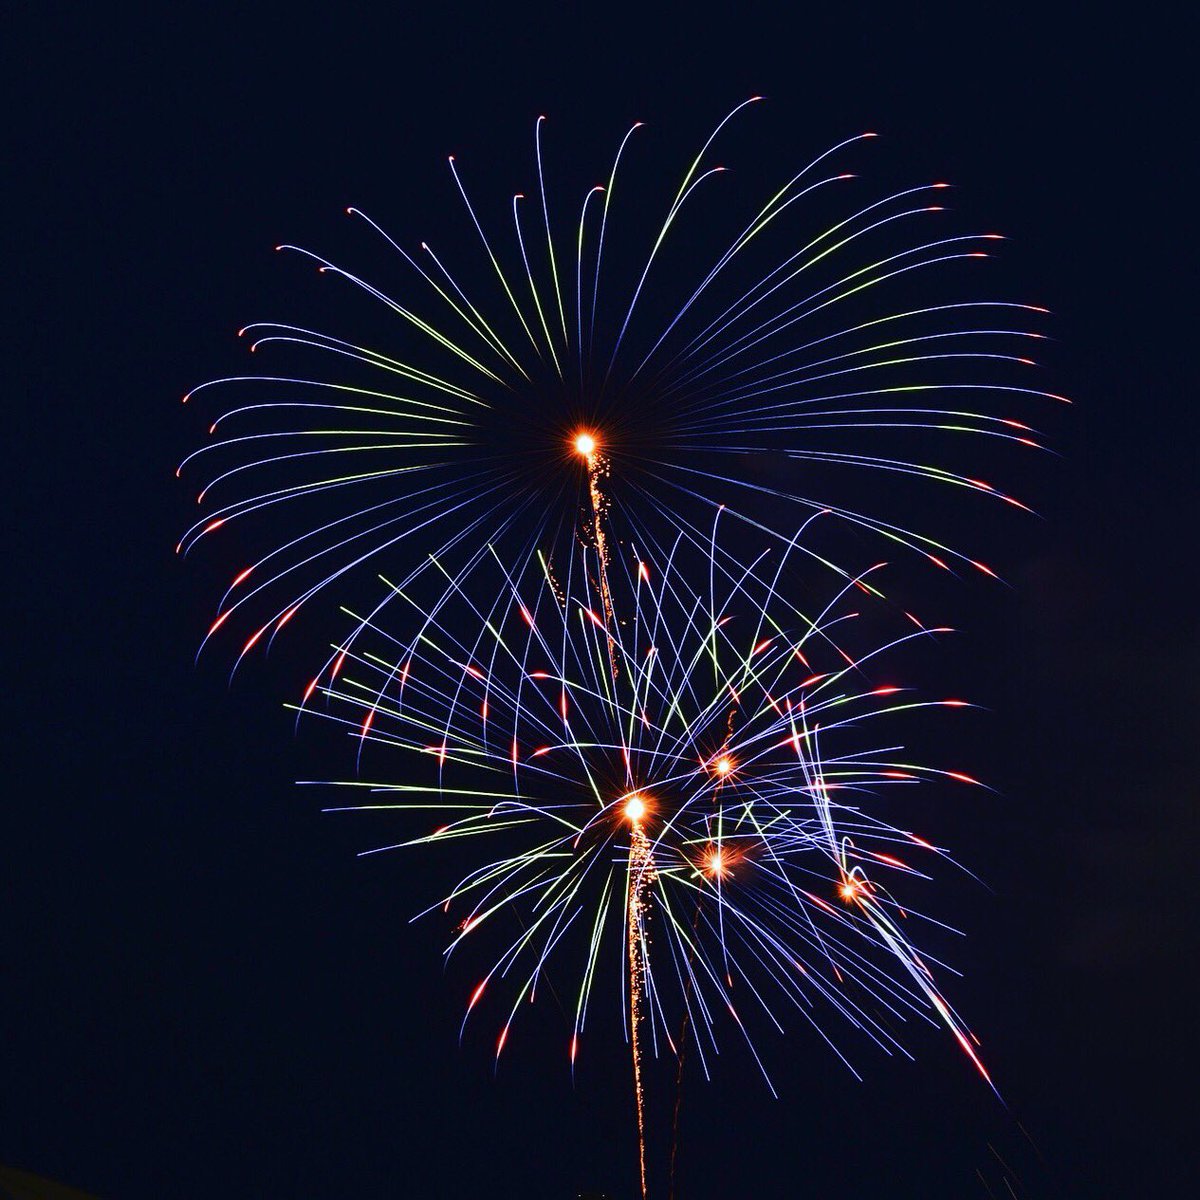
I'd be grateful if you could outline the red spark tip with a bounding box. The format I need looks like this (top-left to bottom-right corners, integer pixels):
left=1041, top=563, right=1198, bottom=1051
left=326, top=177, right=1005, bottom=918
left=231, top=566, right=253, bottom=587
left=863, top=131, right=878, bottom=137
left=303, top=677, right=319, bottom=703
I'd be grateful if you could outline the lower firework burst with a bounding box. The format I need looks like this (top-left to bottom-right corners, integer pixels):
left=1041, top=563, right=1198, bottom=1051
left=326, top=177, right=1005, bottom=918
left=298, top=508, right=993, bottom=1191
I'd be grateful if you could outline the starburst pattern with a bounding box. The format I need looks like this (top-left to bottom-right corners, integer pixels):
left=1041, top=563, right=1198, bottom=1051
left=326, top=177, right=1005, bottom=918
left=299, top=512, right=992, bottom=1097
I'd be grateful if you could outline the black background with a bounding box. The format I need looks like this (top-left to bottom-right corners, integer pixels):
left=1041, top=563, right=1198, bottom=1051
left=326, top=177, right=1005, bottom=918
left=6, top=5, right=1195, bottom=1198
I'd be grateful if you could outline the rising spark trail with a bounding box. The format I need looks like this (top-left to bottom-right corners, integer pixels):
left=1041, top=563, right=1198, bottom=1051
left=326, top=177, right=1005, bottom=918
left=626, top=796, right=654, bottom=1200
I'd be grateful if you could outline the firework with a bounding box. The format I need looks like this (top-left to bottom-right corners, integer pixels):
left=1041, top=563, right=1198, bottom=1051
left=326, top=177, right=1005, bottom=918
left=300, top=511, right=992, bottom=1171
left=176, top=101, right=1058, bottom=1196
left=177, top=100, right=1059, bottom=668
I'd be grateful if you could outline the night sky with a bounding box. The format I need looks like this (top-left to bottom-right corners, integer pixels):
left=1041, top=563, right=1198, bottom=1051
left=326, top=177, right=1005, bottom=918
left=7, top=6, right=1195, bottom=1198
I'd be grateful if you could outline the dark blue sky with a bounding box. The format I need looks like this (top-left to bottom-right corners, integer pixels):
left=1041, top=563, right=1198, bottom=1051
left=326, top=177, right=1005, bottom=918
left=6, top=5, right=1193, bottom=1198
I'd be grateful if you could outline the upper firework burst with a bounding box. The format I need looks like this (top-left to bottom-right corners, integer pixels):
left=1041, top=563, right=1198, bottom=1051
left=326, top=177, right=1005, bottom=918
left=178, top=99, right=1060, bottom=666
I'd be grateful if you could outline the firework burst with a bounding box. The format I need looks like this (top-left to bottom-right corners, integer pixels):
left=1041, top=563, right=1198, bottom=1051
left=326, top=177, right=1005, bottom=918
left=177, top=101, right=1059, bottom=670
left=300, top=512, right=992, bottom=1148
left=176, top=100, right=1059, bottom=1196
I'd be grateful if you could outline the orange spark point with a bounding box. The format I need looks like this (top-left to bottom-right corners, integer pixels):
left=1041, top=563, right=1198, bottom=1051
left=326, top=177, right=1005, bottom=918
left=623, top=793, right=647, bottom=823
